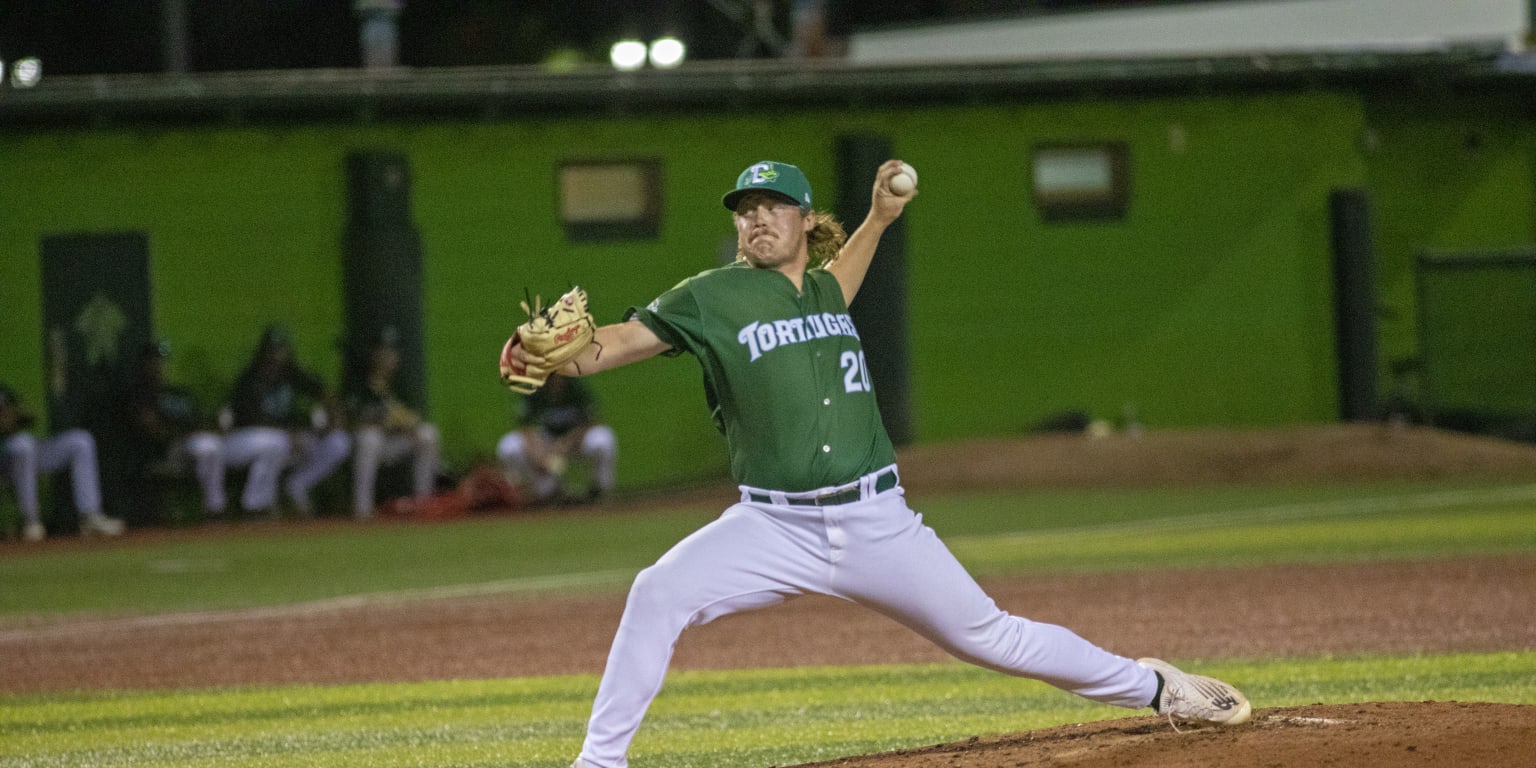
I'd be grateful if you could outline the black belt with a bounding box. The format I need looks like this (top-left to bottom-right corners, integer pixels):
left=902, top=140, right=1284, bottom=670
left=747, top=468, right=898, bottom=506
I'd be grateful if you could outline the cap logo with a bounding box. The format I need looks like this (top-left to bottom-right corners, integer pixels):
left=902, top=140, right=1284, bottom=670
left=748, top=163, right=778, bottom=185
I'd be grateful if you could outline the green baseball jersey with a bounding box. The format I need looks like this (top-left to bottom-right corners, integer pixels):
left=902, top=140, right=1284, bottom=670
left=630, top=263, right=896, bottom=491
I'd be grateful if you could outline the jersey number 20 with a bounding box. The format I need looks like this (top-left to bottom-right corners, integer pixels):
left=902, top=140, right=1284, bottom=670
left=841, top=350, right=872, bottom=393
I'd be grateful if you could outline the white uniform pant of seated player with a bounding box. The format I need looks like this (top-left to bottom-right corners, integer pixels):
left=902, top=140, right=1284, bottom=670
left=175, top=433, right=226, bottom=512
left=283, top=428, right=352, bottom=515
left=496, top=425, right=617, bottom=501
left=3, top=429, right=121, bottom=540
left=577, top=466, right=1159, bottom=768
left=351, top=422, right=440, bottom=518
left=204, top=427, right=292, bottom=515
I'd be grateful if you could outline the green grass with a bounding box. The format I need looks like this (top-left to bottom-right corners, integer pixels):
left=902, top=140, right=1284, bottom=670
left=2, top=479, right=1533, bottom=767
left=0, top=507, right=720, bottom=618
left=3, top=653, right=1533, bottom=768
left=945, top=491, right=1536, bottom=575
left=3, top=479, right=1533, bottom=618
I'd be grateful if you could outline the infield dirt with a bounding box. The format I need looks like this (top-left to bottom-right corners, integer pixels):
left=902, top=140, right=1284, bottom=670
left=3, top=423, right=1535, bottom=767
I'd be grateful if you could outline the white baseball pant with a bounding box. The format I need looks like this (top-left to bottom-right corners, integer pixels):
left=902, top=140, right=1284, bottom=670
left=2, top=429, right=103, bottom=524
left=215, top=427, right=292, bottom=512
left=578, top=468, right=1157, bottom=768
left=496, top=425, right=617, bottom=500
left=284, top=428, right=351, bottom=504
left=351, top=423, right=440, bottom=516
left=174, top=432, right=227, bottom=512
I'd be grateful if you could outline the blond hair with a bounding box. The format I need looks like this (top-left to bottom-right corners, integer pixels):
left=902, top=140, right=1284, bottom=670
left=734, top=209, right=848, bottom=269
left=806, top=210, right=848, bottom=269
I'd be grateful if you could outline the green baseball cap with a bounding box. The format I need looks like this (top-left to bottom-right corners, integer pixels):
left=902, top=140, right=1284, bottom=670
left=722, top=161, right=812, bottom=212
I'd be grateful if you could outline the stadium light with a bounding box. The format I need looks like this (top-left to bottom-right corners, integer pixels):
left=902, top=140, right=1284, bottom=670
left=609, top=40, right=647, bottom=71
left=11, top=57, right=41, bottom=88
left=648, top=37, right=686, bottom=69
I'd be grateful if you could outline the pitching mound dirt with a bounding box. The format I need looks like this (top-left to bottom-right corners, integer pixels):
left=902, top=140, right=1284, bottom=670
left=797, top=702, right=1536, bottom=768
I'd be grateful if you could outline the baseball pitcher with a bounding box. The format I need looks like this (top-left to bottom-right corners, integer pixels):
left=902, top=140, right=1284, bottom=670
left=500, top=159, right=1251, bottom=768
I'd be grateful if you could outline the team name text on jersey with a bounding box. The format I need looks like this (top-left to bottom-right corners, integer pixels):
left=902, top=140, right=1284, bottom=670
left=737, top=313, right=859, bottom=362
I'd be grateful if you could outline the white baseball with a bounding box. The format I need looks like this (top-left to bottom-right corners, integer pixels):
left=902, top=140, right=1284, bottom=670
left=889, top=162, right=917, bottom=195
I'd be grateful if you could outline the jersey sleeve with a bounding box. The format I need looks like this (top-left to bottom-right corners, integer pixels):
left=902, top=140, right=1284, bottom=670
left=623, top=275, right=702, bottom=359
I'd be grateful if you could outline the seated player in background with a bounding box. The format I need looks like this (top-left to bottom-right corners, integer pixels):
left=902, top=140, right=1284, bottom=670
left=496, top=374, right=616, bottom=505
left=343, top=328, right=440, bottom=519
left=1, top=379, right=124, bottom=542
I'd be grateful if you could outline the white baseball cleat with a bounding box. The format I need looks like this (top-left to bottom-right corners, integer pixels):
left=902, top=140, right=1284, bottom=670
left=79, top=512, right=126, bottom=538
left=1138, top=657, right=1252, bottom=728
left=22, top=522, right=46, bottom=543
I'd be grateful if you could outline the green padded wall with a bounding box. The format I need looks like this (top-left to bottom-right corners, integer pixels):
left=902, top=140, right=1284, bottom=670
left=4, top=89, right=1530, bottom=491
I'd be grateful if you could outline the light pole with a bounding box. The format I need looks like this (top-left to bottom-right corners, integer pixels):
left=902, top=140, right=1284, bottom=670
left=355, top=0, right=405, bottom=70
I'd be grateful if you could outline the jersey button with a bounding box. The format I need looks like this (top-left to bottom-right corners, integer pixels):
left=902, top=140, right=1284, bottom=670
left=823, top=398, right=830, bottom=406
left=821, top=445, right=831, bottom=453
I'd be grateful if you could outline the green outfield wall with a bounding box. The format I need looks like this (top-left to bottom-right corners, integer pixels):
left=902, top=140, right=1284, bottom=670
left=1364, top=88, right=1536, bottom=380
left=2, top=88, right=1531, bottom=492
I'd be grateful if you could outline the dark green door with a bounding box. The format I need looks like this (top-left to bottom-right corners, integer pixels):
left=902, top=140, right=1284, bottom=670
left=39, top=232, right=154, bottom=526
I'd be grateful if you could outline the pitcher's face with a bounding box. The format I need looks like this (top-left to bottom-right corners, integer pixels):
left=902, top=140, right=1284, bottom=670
left=733, top=192, right=812, bottom=270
